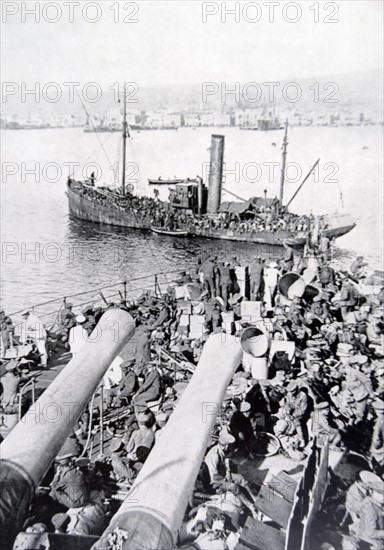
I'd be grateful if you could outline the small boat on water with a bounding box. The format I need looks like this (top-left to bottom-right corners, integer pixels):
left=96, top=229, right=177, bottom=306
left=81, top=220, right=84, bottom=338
left=151, top=226, right=190, bottom=237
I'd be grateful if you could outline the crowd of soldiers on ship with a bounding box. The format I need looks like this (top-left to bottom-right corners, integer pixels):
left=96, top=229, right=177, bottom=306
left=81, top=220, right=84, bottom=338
left=76, top=180, right=315, bottom=235
left=1, top=247, right=384, bottom=549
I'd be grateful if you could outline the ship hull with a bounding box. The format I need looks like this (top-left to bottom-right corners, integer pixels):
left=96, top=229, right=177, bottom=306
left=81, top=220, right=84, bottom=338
left=67, top=181, right=355, bottom=246
left=67, top=181, right=148, bottom=229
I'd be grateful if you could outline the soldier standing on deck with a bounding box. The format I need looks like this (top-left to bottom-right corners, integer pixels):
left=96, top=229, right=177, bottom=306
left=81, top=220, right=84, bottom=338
left=249, top=259, right=264, bottom=301
left=370, top=400, right=384, bottom=468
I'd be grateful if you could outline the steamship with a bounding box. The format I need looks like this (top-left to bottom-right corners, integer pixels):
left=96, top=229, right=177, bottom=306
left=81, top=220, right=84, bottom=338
left=67, top=95, right=356, bottom=247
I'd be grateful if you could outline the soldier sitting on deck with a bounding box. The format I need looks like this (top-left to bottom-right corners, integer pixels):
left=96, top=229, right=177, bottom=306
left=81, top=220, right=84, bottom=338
left=50, top=438, right=107, bottom=536
left=204, top=429, right=257, bottom=506
left=280, top=381, right=308, bottom=449
left=0, top=359, right=30, bottom=414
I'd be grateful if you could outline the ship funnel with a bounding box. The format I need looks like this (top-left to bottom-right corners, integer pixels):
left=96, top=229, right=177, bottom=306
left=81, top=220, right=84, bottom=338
left=207, top=134, right=224, bottom=214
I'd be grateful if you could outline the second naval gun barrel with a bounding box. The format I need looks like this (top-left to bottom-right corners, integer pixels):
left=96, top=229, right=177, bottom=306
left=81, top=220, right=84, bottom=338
left=93, top=332, right=242, bottom=550
left=0, top=309, right=135, bottom=550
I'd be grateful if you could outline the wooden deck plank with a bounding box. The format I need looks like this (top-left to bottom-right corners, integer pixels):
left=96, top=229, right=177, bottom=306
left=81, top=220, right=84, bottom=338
left=254, top=485, right=293, bottom=528
left=239, top=517, right=285, bottom=550
left=268, top=471, right=298, bottom=503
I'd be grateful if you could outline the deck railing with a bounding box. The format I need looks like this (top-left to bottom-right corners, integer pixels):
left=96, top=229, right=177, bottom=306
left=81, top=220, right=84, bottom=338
left=6, top=269, right=185, bottom=328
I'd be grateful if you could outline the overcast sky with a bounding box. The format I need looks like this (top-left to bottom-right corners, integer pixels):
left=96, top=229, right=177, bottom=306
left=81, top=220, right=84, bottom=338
left=1, top=0, right=383, bottom=88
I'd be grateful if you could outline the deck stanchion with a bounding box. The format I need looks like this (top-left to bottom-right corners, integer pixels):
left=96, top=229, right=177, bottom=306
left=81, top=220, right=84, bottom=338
left=99, top=385, right=104, bottom=456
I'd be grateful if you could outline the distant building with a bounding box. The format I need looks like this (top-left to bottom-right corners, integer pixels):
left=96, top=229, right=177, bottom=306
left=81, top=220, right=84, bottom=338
left=234, top=109, right=259, bottom=127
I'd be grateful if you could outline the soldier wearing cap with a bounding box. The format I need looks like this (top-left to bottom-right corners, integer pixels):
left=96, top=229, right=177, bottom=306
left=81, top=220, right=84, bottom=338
left=20, top=309, right=48, bottom=367
left=132, top=363, right=161, bottom=407
left=50, top=438, right=89, bottom=509
left=108, top=360, right=138, bottom=408
left=281, top=381, right=308, bottom=448
left=338, top=277, right=359, bottom=321
left=204, top=430, right=257, bottom=504
left=229, top=400, right=255, bottom=459
left=59, top=302, right=76, bottom=337
left=68, top=315, right=88, bottom=358
left=200, top=257, right=218, bottom=298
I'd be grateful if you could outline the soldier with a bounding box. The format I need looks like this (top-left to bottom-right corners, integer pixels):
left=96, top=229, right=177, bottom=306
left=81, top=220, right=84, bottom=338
left=204, top=429, right=257, bottom=506
left=345, top=471, right=377, bottom=525
left=20, top=309, right=48, bottom=367
left=0, top=311, right=16, bottom=353
left=218, top=261, right=232, bottom=309
left=200, top=257, right=217, bottom=298
left=282, top=242, right=294, bottom=272
left=125, top=412, right=155, bottom=463
left=0, top=360, right=29, bottom=414
left=311, top=402, right=342, bottom=447
left=338, top=275, right=358, bottom=321
left=109, top=438, right=133, bottom=482
left=263, top=261, right=279, bottom=310
left=135, top=326, right=152, bottom=365
left=281, top=381, right=308, bottom=448
left=59, top=302, right=76, bottom=337
left=50, top=438, right=89, bottom=509
left=370, top=399, right=384, bottom=467
left=229, top=400, right=255, bottom=459
left=132, top=363, right=161, bottom=407
left=273, top=418, right=305, bottom=460
left=249, top=258, right=264, bottom=301
left=346, top=368, right=370, bottom=423
left=350, top=477, right=384, bottom=548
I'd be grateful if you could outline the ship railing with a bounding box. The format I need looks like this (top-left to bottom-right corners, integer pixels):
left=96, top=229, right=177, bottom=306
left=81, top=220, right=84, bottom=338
left=7, top=269, right=185, bottom=329
left=17, top=376, right=57, bottom=421
left=17, top=376, right=36, bottom=421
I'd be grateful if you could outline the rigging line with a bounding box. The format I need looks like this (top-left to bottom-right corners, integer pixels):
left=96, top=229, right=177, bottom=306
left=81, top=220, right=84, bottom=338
left=75, top=90, right=113, bottom=169
left=72, top=132, right=117, bottom=179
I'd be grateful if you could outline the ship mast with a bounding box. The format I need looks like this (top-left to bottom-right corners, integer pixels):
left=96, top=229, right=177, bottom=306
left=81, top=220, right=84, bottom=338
left=279, top=119, right=288, bottom=213
left=121, top=86, right=128, bottom=195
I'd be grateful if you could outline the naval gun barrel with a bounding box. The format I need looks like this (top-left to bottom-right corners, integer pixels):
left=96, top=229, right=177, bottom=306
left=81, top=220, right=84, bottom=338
left=0, top=309, right=135, bottom=550
left=92, top=332, right=242, bottom=550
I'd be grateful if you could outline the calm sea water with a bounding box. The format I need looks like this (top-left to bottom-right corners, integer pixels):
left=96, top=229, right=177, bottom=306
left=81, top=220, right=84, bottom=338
left=1, top=125, right=383, bottom=319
